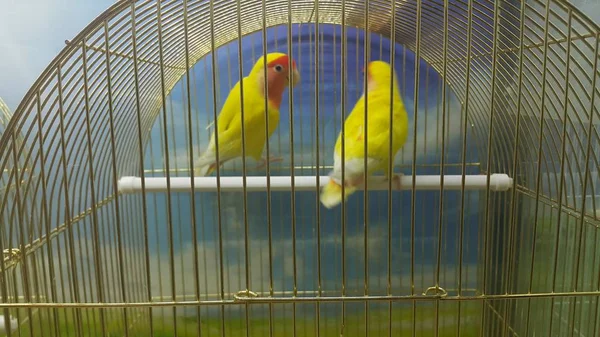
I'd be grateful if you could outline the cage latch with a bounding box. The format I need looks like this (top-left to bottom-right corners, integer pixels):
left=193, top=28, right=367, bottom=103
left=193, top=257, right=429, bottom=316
left=233, top=289, right=259, bottom=301
left=422, top=285, right=448, bottom=298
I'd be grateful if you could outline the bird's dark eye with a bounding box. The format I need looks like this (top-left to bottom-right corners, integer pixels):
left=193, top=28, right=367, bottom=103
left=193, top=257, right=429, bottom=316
left=274, top=65, right=283, bottom=72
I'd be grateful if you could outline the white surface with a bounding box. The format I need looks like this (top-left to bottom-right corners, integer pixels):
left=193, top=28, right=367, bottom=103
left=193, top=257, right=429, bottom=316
left=118, top=174, right=513, bottom=193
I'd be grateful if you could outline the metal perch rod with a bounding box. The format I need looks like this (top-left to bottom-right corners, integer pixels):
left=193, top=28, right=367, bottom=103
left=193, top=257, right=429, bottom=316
left=117, top=174, right=513, bottom=193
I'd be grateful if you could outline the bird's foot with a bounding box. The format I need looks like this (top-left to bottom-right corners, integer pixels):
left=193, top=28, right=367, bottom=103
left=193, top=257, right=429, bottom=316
left=204, top=161, right=224, bottom=176
left=339, top=174, right=365, bottom=189
left=350, top=175, right=365, bottom=187
left=386, top=173, right=404, bottom=190
left=254, top=155, right=284, bottom=170
left=328, top=174, right=364, bottom=189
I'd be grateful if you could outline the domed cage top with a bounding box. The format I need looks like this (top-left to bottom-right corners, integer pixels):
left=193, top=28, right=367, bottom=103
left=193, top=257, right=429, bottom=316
left=1, top=0, right=600, bottom=336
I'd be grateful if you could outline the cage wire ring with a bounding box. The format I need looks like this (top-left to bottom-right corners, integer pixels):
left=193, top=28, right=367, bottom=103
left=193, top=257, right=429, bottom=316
left=233, top=289, right=259, bottom=301
left=422, top=286, right=448, bottom=298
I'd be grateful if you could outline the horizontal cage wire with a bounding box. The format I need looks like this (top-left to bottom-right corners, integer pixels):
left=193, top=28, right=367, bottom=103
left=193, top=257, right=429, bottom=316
left=0, top=0, right=600, bottom=336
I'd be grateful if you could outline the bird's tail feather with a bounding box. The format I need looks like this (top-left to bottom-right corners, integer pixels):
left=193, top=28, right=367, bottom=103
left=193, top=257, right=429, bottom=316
left=320, top=178, right=357, bottom=209
left=194, top=162, right=216, bottom=177
left=193, top=147, right=218, bottom=177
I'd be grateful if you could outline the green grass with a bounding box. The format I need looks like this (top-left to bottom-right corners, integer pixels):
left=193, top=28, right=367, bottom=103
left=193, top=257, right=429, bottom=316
left=2, top=302, right=483, bottom=337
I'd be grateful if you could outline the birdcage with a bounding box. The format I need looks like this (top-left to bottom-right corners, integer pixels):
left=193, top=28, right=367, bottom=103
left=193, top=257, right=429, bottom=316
left=1, top=0, right=600, bottom=336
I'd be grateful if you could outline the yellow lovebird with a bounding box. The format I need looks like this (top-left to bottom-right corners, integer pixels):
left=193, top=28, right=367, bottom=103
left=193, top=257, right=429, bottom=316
left=320, top=60, right=409, bottom=209
left=194, top=53, right=300, bottom=176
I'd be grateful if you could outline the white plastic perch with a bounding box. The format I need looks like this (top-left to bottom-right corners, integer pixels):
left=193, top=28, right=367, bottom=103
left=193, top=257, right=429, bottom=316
left=118, top=174, right=513, bottom=194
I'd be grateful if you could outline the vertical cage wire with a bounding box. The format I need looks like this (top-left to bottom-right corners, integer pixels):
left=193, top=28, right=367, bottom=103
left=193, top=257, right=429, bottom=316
left=0, top=0, right=600, bottom=336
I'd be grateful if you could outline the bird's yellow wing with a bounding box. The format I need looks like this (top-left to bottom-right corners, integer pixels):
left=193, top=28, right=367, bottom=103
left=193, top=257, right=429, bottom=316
left=363, top=92, right=409, bottom=174
left=214, top=81, right=242, bottom=136
left=212, top=78, right=279, bottom=161
left=333, top=96, right=368, bottom=160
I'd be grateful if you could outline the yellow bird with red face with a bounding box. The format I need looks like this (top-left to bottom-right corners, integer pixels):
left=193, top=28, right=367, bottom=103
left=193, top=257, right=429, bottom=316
left=194, top=52, right=300, bottom=176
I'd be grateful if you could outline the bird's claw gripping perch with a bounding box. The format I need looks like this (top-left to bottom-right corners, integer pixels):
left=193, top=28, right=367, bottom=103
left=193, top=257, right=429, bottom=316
left=390, top=173, right=403, bottom=190
left=378, top=173, right=403, bottom=190
left=254, top=155, right=284, bottom=170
